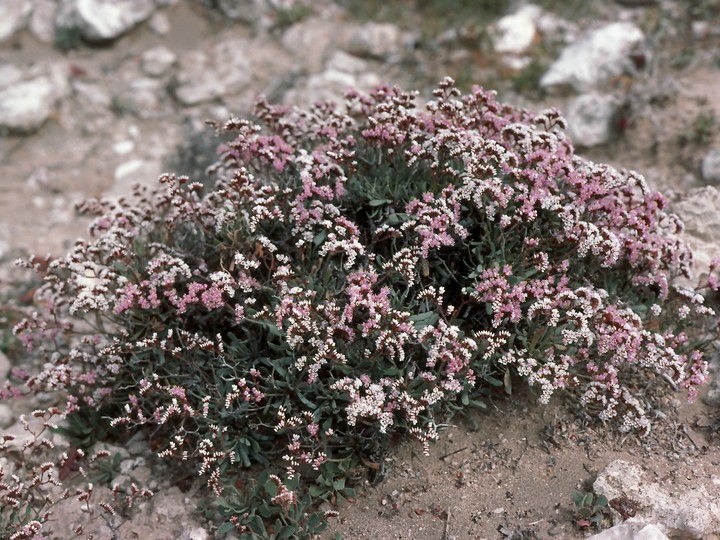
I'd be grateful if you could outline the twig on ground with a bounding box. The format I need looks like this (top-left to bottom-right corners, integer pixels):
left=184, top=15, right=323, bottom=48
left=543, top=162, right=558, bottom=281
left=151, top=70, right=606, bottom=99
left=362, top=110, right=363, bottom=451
left=681, top=424, right=701, bottom=451
left=439, top=447, right=467, bottom=461
left=442, top=509, right=452, bottom=540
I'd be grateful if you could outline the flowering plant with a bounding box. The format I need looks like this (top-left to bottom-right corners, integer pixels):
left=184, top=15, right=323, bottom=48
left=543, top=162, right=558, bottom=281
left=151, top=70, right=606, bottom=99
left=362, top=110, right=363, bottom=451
left=4, top=78, right=717, bottom=537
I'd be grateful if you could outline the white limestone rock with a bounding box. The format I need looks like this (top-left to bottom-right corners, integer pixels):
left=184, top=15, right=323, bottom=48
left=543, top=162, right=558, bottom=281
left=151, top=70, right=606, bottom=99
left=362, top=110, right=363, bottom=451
left=566, top=93, right=618, bottom=147
left=173, top=39, right=252, bottom=106
left=111, top=159, right=162, bottom=198
left=540, top=22, right=644, bottom=93
left=701, top=148, right=720, bottom=184
left=30, top=0, right=57, bottom=43
left=589, top=519, right=669, bottom=540
left=0, top=404, right=14, bottom=430
left=594, top=460, right=720, bottom=538
left=0, top=350, right=9, bottom=384
left=283, top=51, right=380, bottom=107
left=56, top=0, right=156, bottom=41
left=492, top=4, right=541, bottom=55
left=347, top=22, right=412, bottom=60
left=281, top=16, right=340, bottom=73
left=217, top=0, right=271, bottom=27
left=0, top=0, right=32, bottom=43
left=0, top=62, right=69, bottom=133
left=142, top=45, right=177, bottom=77
left=115, top=77, right=167, bottom=118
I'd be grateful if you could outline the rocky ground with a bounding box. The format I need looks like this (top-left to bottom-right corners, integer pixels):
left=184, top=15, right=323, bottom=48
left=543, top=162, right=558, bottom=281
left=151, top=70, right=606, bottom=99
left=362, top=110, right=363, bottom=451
left=2, top=0, right=720, bottom=539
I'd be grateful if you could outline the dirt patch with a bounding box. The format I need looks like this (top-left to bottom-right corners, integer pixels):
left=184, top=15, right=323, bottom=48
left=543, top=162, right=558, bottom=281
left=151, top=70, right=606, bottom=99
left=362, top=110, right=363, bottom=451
left=327, top=387, right=720, bottom=539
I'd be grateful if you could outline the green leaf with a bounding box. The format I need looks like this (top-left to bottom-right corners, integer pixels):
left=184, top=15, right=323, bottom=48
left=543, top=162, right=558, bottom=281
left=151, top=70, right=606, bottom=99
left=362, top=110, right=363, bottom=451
left=258, top=502, right=274, bottom=519
left=250, top=515, right=267, bottom=536
left=308, top=485, right=325, bottom=497
left=409, top=311, right=439, bottom=331
left=385, top=213, right=408, bottom=226
left=217, top=522, right=236, bottom=535
left=306, top=512, right=323, bottom=530
left=275, top=526, right=297, bottom=540
left=503, top=369, right=512, bottom=395
left=264, top=479, right=278, bottom=497
left=469, top=399, right=486, bottom=409
left=368, top=199, right=393, bottom=206
left=313, top=230, right=328, bottom=246
left=332, top=477, right=346, bottom=491
left=296, top=390, right=317, bottom=410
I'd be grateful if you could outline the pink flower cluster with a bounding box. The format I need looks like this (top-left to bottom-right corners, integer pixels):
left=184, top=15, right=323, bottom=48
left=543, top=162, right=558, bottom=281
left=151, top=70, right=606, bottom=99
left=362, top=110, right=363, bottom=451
left=8, top=77, right=718, bottom=530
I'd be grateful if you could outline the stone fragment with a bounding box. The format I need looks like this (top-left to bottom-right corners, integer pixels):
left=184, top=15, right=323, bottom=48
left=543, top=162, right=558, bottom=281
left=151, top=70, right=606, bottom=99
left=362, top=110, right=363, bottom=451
left=113, top=77, right=167, bottom=119
left=283, top=51, right=380, bottom=106
left=142, top=45, right=177, bottom=77
left=540, top=22, right=644, bottom=93
left=701, top=148, right=720, bottom=184
left=594, top=460, right=720, bottom=538
left=0, top=350, right=9, bottom=383
left=30, top=0, right=57, bottom=43
left=149, top=11, right=171, bottom=35
left=0, top=64, right=24, bottom=88
left=180, top=528, right=209, bottom=540
left=347, top=22, right=411, bottom=60
left=492, top=4, right=540, bottom=54
left=589, top=519, right=669, bottom=540
left=703, top=351, right=720, bottom=407
left=566, top=93, right=618, bottom=147
left=72, top=80, right=112, bottom=109
left=673, top=186, right=720, bottom=242
left=671, top=186, right=720, bottom=286
left=217, top=0, right=270, bottom=26
left=173, top=39, right=252, bottom=105
left=0, top=0, right=32, bottom=43
left=0, top=404, right=14, bottom=430
left=326, top=50, right=368, bottom=75
left=0, top=75, right=58, bottom=134
left=111, top=159, right=162, bottom=198
left=56, top=0, right=156, bottom=41
left=282, top=16, right=340, bottom=73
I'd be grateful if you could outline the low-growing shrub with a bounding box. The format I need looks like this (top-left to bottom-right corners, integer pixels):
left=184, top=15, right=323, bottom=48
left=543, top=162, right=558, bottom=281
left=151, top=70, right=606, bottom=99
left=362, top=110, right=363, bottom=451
left=4, top=77, right=718, bottom=537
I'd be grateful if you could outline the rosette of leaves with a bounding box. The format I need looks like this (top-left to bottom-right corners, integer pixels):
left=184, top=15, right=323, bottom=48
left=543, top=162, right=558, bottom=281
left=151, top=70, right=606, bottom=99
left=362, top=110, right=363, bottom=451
left=10, top=78, right=717, bottom=537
